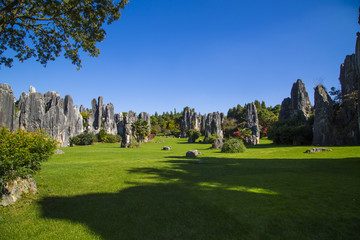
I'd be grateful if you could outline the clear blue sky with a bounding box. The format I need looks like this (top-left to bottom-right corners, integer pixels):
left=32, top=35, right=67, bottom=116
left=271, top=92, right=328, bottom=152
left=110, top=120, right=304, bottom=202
left=1, top=0, right=359, bottom=115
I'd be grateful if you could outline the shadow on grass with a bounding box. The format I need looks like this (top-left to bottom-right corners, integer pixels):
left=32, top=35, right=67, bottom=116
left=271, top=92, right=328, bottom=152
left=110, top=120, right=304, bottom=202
left=39, top=155, right=360, bottom=240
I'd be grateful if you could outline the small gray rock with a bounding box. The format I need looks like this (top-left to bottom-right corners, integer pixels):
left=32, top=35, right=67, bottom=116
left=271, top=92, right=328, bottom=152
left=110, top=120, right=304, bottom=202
left=55, top=149, right=65, bottom=154
left=186, top=150, right=198, bottom=157
left=304, top=148, right=332, bottom=153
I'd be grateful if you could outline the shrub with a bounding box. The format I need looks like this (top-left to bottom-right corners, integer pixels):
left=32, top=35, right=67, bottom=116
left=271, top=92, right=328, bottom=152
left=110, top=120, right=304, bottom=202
left=0, top=127, right=57, bottom=192
left=104, top=134, right=121, bottom=143
left=221, top=138, right=246, bottom=153
left=207, top=133, right=220, bottom=143
left=70, top=132, right=94, bottom=146
left=268, top=114, right=313, bottom=145
left=187, top=129, right=201, bottom=143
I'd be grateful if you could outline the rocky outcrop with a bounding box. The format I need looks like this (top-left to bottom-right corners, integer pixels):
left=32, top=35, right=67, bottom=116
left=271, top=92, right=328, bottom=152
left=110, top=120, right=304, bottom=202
left=312, top=54, right=359, bottom=146
left=121, top=111, right=137, bottom=148
left=180, top=108, right=202, bottom=137
left=86, top=97, right=120, bottom=136
left=103, top=103, right=117, bottom=135
left=79, top=105, right=86, bottom=113
left=312, top=85, right=335, bottom=146
left=279, top=79, right=312, bottom=121
left=0, top=175, right=37, bottom=206
left=15, top=88, right=83, bottom=147
left=0, top=84, right=16, bottom=130
left=245, top=102, right=260, bottom=145
left=333, top=54, right=359, bottom=145
left=204, top=112, right=223, bottom=142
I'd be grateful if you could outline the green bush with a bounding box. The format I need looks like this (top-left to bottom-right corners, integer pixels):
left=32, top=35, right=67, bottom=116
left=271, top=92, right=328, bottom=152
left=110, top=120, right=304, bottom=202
left=221, top=138, right=246, bottom=153
left=187, top=129, right=201, bottom=143
left=268, top=114, right=313, bottom=145
left=95, top=129, right=121, bottom=143
left=206, top=133, right=220, bottom=144
left=0, top=127, right=57, bottom=192
left=104, top=134, right=121, bottom=143
left=70, top=132, right=94, bottom=146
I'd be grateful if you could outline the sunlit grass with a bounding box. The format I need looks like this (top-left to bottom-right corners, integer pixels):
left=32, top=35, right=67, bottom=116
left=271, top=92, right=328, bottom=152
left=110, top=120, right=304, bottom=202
left=1, top=137, right=359, bottom=240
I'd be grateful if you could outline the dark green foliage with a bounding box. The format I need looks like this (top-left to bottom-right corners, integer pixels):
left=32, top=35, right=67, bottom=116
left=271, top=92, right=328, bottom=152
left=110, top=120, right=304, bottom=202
left=226, top=101, right=279, bottom=138
left=69, top=132, right=94, bottom=146
left=104, top=134, right=121, bottom=143
left=150, top=110, right=182, bottom=136
left=80, top=111, right=92, bottom=129
left=0, top=0, right=128, bottom=68
left=221, top=138, right=246, bottom=153
left=268, top=114, right=313, bottom=145
left=0, top=127, right=57, bottom=192
left=187, top=129, right=201, bottom=143
left=132, top=120, right=150, bottom=143
left=329, top=87, right=342, bottom=103
left=95, top=129, right=121, bottom=143
left=207, top=133, right=220, bottom=144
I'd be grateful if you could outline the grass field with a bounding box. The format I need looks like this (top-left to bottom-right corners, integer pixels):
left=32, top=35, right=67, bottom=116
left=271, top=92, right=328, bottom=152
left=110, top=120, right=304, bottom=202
left=1, top=137, right=360, bottom=240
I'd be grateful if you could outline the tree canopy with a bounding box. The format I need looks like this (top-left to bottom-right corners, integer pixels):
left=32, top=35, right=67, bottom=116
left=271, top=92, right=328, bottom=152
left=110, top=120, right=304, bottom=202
left=0, top=0, right=128, bottom=68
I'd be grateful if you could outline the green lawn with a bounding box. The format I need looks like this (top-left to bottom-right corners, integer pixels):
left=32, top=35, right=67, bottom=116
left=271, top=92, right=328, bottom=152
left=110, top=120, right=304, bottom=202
left=1, top=137, right=360, bottom=240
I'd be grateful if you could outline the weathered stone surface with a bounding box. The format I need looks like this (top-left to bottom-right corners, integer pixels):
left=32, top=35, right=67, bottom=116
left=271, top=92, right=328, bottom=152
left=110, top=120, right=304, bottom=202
left=204, top=112, right=224, bottom=142
left=86, top=97, right=119, bottom=136
left=103, top=103, right=117, bottom=135
left=180, top=108, right=202, bottom=137
left=15, top=88, right=84, bottom=147
left=245, top=102, right=260, bottom=145
left=18, top=92, right=45, bottom=131
left=333, top=55, right=360, bottom=145
left=186, top=150, right=199, bottom=157
left=121, top=111, right=137, bottom=148
left=279, top=79, right=312, bottom=121
left=1, top=176, right=37, bottom=206
left=312, top=85, right=335, bottom=146
left=304, top=148, right=332, bottom=153
left=79, top=105, right=86, bottom=113
left=212, top=138, right=224, bottom=149
left=0, top=84, right=16, bottom=130
left=340, top=54, right=358, bottom=97
left=64, top=95, right=83, bottom=139
left=200, top=115, right=207, bottom=135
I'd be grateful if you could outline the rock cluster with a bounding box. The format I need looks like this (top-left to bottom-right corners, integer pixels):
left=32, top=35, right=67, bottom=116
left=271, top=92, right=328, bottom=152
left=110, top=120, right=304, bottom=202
left=204, top=112, right=224, bottom=142
left=279, top=79, right=312, bottom=121
left=0, top=176, right=37, bottom=206
left=86, top=96, right=117, bottom=135
left=245, top=102, right=260, bottom=145
left=121, top=111, right=138, bottom=148
left=313, top=52, right=359, bottom=145
left=180, top=108, right=202, bottom=137
left=0, top=86, right=84, bottom=146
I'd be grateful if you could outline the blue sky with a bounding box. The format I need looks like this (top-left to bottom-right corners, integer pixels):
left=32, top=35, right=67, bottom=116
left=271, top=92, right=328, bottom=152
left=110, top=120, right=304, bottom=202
left=1, top=0, right=359, bottom=115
